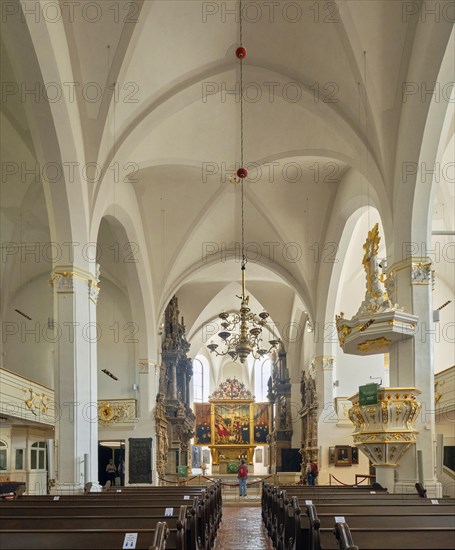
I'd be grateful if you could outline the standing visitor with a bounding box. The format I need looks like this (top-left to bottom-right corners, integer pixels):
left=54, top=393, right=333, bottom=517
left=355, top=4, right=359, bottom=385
left=106, top=458, right=117, bottom=485
left=305, top=460, right=314, bottom=486
left=238, top=459, right=248, bottom=497
left=310, top=461, right=319, bottom=485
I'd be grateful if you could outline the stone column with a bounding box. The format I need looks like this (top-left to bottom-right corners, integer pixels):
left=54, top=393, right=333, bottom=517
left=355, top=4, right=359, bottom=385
left=50, top=266, right=99, bottom=493
left=386, top=257, right=441, bottom=496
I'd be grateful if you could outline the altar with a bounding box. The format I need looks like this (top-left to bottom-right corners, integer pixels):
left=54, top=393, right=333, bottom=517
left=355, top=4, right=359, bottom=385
left=194, top=378, right=270, bottom=466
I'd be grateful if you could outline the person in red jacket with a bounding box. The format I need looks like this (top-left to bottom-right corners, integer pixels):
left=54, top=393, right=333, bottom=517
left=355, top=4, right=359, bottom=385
left=238, top=459, right=248, bottom=497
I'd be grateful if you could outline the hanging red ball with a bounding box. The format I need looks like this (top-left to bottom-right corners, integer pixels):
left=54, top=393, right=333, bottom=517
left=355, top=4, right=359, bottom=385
left=236, top=47, right=247, bottom=59
left=237, top=167, right=248, bottom=179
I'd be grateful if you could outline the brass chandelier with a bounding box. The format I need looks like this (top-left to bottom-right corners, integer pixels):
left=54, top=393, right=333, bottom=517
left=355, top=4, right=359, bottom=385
left=207, top=3, right=280, bottom=364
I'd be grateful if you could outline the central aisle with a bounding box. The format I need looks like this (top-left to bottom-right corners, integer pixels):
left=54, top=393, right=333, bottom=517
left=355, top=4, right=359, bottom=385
left=213, top=507, right=274, bottom=550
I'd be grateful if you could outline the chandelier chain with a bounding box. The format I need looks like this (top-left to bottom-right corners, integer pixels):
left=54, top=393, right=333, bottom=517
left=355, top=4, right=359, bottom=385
left=206, top=0, right=281, bottom=363
left=239, top=0, right=246, bottom=266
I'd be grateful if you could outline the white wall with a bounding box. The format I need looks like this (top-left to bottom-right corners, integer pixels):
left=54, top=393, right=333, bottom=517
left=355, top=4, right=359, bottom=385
left=2, top=273, right=54, bottom=387
left=433, top=277, right=455, bottom=374
left=97, top=277, right=136, bottom=399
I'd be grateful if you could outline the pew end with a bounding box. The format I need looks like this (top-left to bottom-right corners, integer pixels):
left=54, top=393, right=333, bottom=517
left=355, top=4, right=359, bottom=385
left=334, top=522, right=359, bottom=550
left=149, top=521, right=169, bottom=550
left=415, top=483, right=427, bottom=498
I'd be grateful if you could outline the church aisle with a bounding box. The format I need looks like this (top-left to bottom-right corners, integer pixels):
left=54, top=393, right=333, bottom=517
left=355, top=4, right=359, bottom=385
left=213, top=507, right=273, bottom=550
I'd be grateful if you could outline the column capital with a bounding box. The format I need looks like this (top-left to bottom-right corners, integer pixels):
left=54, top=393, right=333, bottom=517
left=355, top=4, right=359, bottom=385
left=138, top=359, right=157, bottom=374
left=49, top=265, right=100, bottom=300
left=386, top=257, right=434, bottom=286
left=312, top=355, right=335, bottom=371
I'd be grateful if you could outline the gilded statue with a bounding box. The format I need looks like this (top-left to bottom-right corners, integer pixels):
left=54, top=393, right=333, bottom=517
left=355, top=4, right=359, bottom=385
left=355, top=223, right=394, bottom=316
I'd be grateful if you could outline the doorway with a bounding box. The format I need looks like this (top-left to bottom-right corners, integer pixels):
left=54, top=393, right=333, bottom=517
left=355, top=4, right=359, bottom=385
left=98, top=441, right=125, bottom=486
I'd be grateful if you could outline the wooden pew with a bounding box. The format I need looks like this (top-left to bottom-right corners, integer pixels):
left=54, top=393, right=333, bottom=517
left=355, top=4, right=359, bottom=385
left=0, top=482, right=222, bottom=550
left=0, top=482, right=26, bottom=499
left=262, top=482, right=396, bottom=545
left=0, top=528, right=162, bottom=550
left=332, top=520, right=455, bottom=550
left=287, top=499, right=455, bottom=550
left=0, top=502, right=207, bottom=550
left=262, top=481, right=455, bottom=550
left=0, top=505, right=188, bottom=550
left=12, top=480, right=222, bottom=544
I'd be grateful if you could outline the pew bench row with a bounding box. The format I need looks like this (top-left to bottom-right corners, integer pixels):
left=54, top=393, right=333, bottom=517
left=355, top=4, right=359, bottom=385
left=0, top=481, right=222, bottom=550
left=261, top=482, right=455, bottom=550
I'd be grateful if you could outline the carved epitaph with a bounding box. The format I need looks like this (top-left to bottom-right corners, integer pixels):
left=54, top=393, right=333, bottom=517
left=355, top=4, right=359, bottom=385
left=267, top=344, right=293, bottom=472
left=299, top=367, right=319, bottom=474
left=128, top=438, right=152, bottom=484
left=160, top=296, right=195, bottom=476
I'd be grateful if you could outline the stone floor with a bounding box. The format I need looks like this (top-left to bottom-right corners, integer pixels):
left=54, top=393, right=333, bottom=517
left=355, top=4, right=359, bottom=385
left=213, top=507, right=274, bottom=550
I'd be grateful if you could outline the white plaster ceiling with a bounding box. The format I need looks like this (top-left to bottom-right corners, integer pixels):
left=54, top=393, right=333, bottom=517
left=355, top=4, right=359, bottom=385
left=1, top=0, right=453, bottom=358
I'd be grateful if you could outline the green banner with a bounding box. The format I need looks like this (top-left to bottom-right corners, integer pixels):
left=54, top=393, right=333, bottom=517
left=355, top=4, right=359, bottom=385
left=359, top=383, right=378, bottom=406
left=177, top=465, right=188, bottom=478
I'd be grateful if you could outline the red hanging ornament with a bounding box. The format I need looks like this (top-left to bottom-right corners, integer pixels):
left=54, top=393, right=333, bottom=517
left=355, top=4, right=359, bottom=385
left=237, top=167, right=248, bottom=179
left=236, top=47, right=247, bottom=59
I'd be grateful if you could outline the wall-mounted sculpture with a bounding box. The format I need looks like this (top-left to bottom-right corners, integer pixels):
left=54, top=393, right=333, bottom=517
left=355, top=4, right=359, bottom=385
left=158, top=296, right=195, bottom=478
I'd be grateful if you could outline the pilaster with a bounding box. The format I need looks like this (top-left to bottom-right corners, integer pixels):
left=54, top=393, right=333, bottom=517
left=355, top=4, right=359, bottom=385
left=138, top=359, right=158, bottom=419
left=386, top=256, right=441, bottom=496
left=50, top=265, right=99, bottom=493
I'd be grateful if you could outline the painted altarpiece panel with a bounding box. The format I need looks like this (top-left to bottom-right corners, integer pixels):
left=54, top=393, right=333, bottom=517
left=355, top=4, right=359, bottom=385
left=194, top=403, right=211, bottom=445
left=253, top=403, right=270, bottom=444
left=193, top=378, right=271, bottom=465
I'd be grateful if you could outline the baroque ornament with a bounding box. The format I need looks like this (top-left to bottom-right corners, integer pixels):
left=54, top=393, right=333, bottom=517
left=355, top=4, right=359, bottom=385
left=348, top=387, right=421, bottom=467
left=209, top=378, right=253, bottom=401
left=354, top=224, right=398, bottom=317
left=98, top=401, right=129, bottom=426
left=23, top=387, right=51, bottom=416
left=411, top=262, right=433, bottom=285
left=357, top=337, right=391, bottom=352
left=334, top=225, right=418, bottom=355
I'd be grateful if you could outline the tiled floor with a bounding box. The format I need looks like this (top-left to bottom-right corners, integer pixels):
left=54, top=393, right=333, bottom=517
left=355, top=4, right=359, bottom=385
left=213, top=507, right=274, bottom=549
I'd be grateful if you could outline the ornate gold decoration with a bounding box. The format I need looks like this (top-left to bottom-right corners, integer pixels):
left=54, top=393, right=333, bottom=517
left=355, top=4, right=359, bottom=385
left=357, top=337, right=391, bottom=352
left=335, top=226, right=410, bottom=352
left=356, top=224, right=399, bottom=316
left=155, top=393, right=169, bottom=482
left=348, top=387, right=421, bottom=467
left=381, top=401, right=389, bottom=425
left=434, top=380, right=445, bottom=404
left=335, top=314, right=351, bottom=345
left=209, top=377, right=253, bottom=401
left=99, top=403, right=114, bottom=422
left=411, top=262, right=432, bottom=285
left=23, top=387, right=51, bottom=416
left=97, top=400, right=130, bottom=426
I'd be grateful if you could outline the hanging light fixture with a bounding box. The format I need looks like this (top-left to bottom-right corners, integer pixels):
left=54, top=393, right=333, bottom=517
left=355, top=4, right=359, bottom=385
left=207, top=2, right=280, bottom=364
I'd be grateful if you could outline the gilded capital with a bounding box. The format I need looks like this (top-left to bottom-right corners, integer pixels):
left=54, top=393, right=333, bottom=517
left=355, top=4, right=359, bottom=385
left=411, top=262, right=432, bottom=285
left=49, top=271, right=74, bottom=292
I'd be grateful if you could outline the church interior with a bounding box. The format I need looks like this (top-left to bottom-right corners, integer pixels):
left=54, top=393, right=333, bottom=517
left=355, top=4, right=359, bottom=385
left=0, top=0, right=454, bottom=548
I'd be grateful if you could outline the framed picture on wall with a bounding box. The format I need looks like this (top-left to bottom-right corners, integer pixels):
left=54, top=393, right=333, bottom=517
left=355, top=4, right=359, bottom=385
left=329, top=447, right=336, bottom=464
left=335, top=445, right=352, bottom=466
